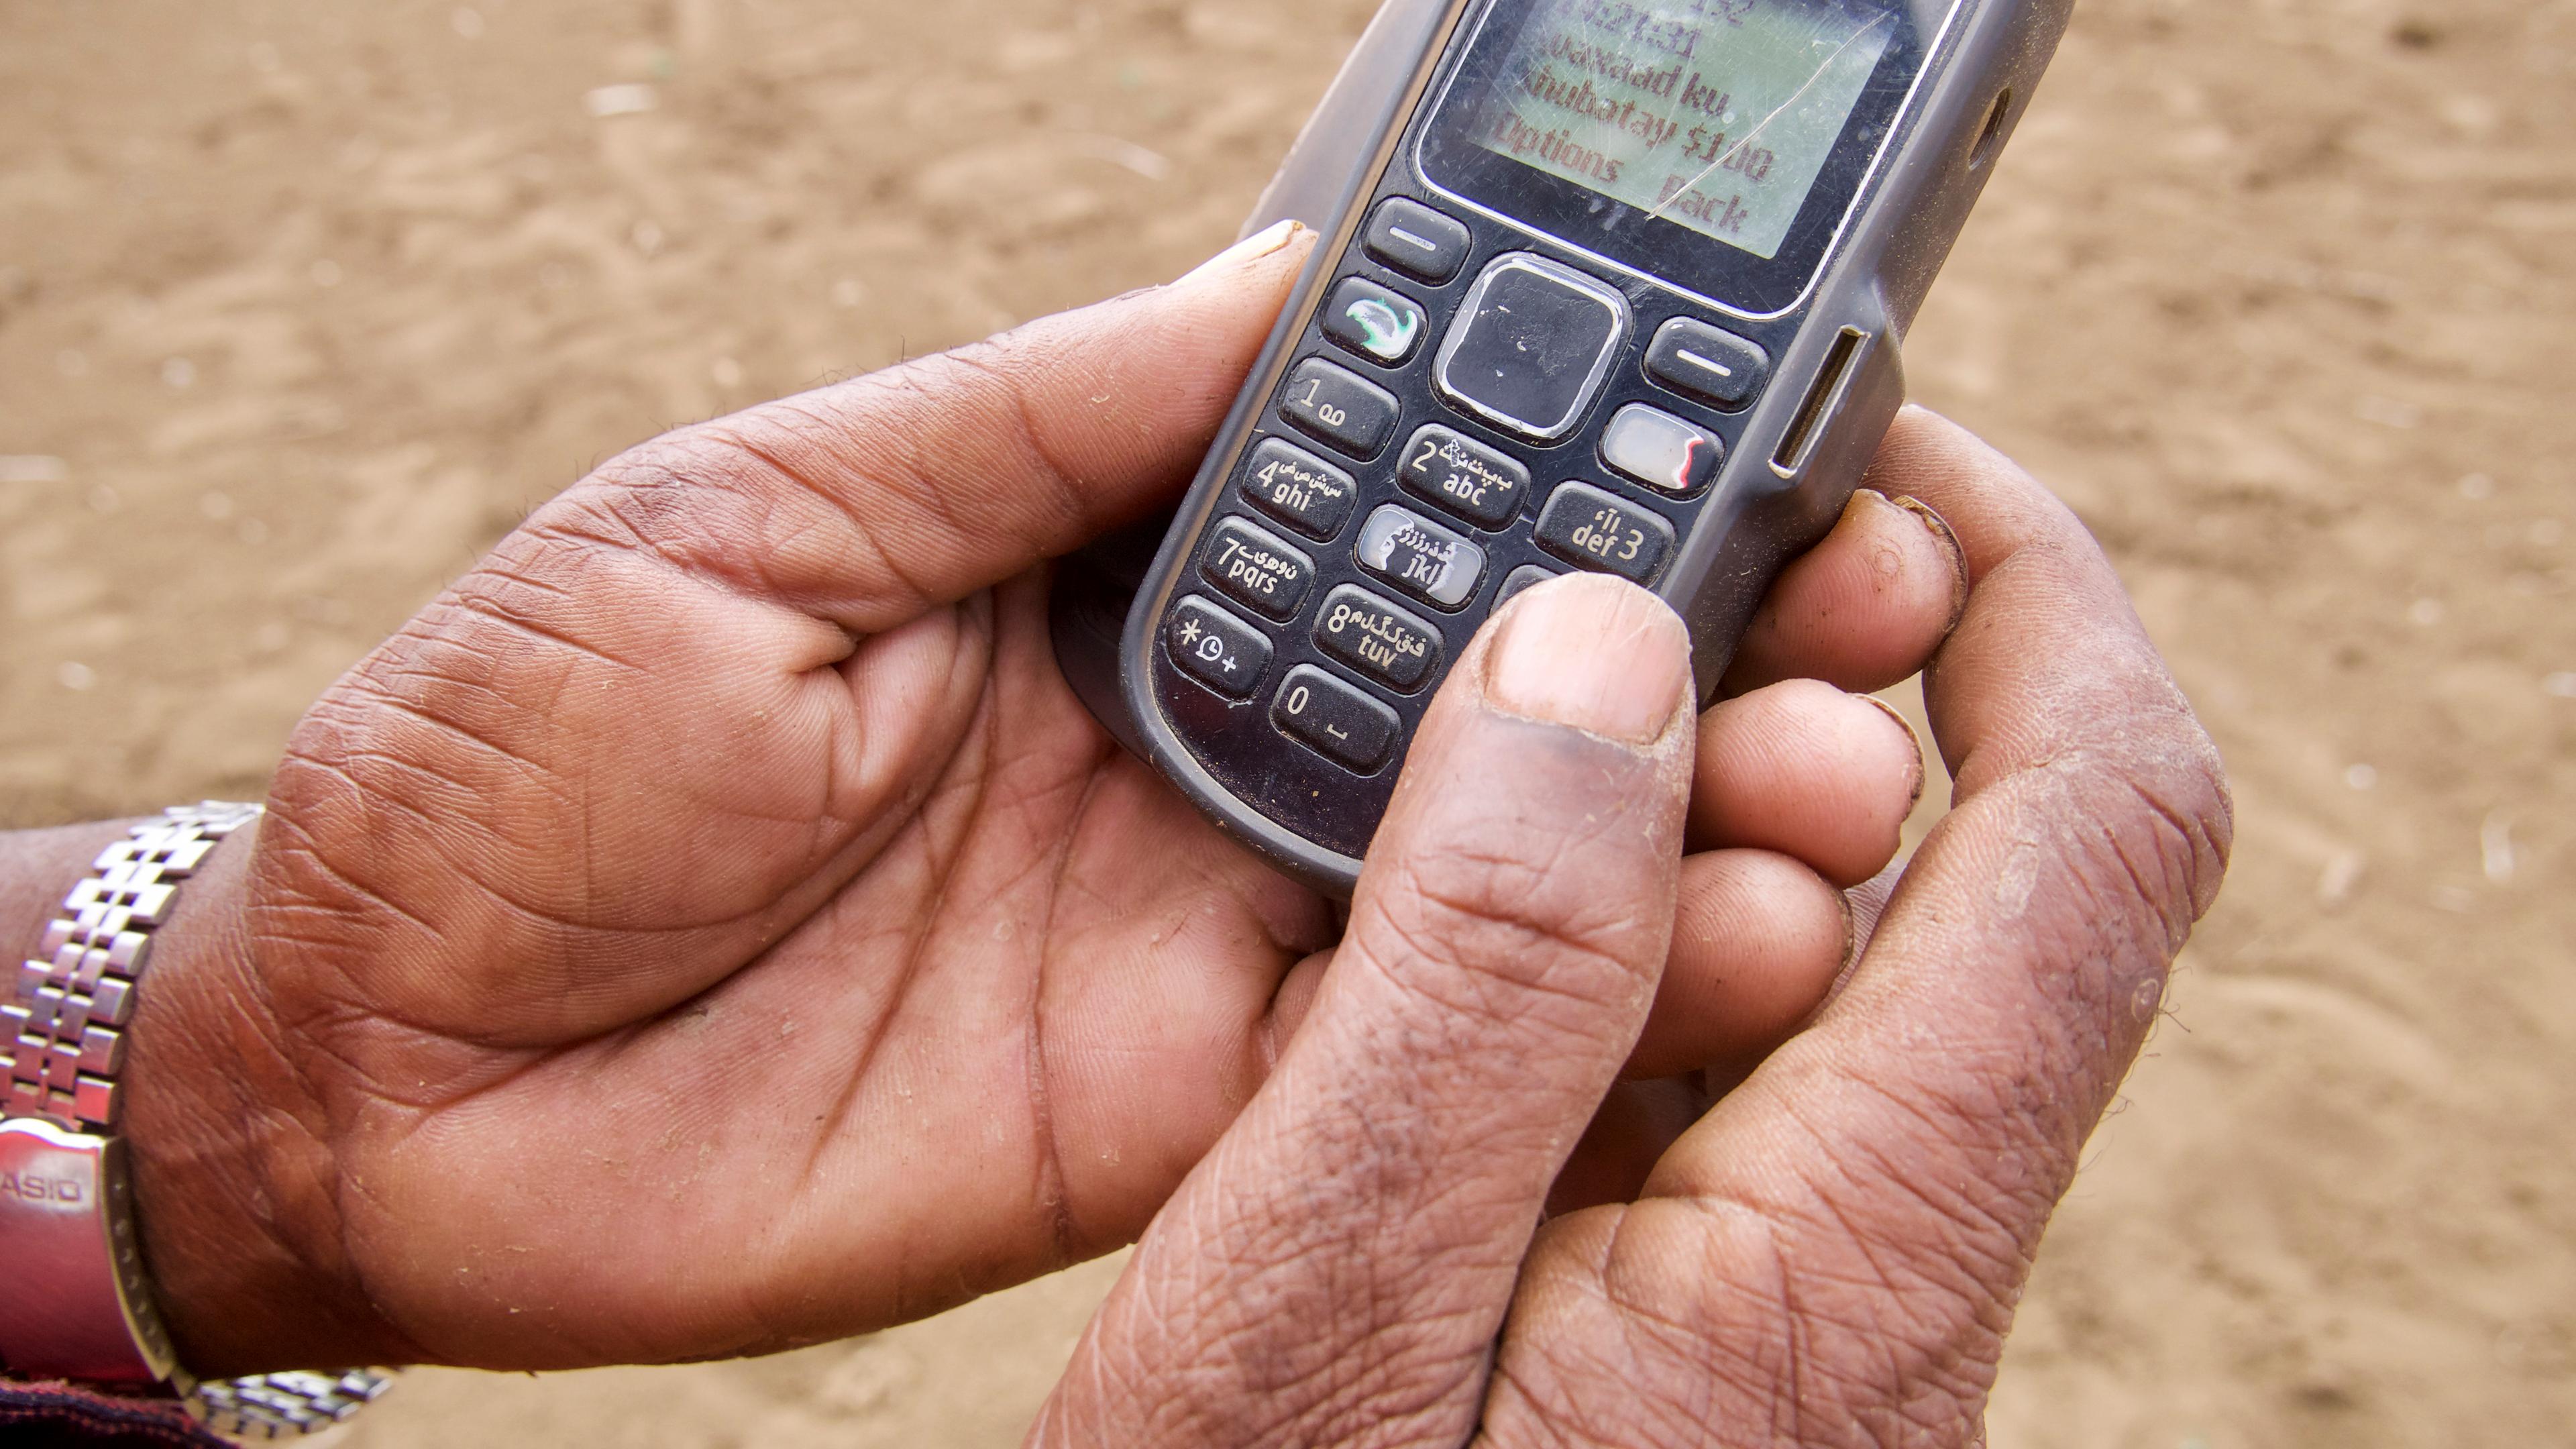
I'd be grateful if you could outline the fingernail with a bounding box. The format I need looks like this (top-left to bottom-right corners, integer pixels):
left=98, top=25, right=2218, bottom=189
left=1486, top=575, right=1689, bottom=745
left=1888, top=492, right=1969, bottom=621
left=1857, top=692, right=1929, bottom=810
left=1175, top=220, right=1305, bottom=284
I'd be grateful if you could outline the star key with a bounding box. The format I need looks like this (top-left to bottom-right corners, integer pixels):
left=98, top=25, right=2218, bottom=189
left=1166, top=595, right=1274, bottom=702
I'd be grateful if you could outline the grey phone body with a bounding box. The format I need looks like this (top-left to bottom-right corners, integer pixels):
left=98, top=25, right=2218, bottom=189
left=1050, top=0, right=2073, bottom=895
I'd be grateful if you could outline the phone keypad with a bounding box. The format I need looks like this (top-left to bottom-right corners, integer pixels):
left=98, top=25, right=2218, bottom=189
left=1644, top=318, right=1771, bottom=411
left=1534, top=482, right=1674, bottom=584
left=1354, top=504, right=1485, bottom=611
left=1600, top=405, right=1724, bottom=498
left=1321, top=278, right=1428, bottom=367
left=1197, top=517, right=1316, bottom=621
left=1237, top=439, right=1357, bottom=541
left=1363, top=198, right=1471, bottom=284
left=1279, top=358, right=1401, bottom=459
left=1161, top=195, right=1780, bottom=794
left=1493, top=564, right=1563, bottom=611
left=1273, top=666, right=1401, bottom=772
left=1313, top=586, right=1442, bottom=692
left=1394, top=425, right=1527, bottom=529
left=1165, top=596, right=1273, bottom=700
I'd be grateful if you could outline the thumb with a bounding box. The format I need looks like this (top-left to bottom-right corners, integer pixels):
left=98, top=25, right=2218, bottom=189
left=1032, top=574, right=1696, bottom=1449
left=547, top=219, right=1319, bottom=636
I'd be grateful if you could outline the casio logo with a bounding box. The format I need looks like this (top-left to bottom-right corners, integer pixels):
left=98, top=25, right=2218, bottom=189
left=0, top=1170, right=84, bottom=1203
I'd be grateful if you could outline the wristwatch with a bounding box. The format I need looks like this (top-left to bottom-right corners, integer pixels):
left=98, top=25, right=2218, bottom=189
left=0, top=803, right=394, bottom=1438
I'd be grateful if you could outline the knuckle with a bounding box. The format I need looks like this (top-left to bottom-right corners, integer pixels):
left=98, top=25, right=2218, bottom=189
left=1494, top=1197, right=2000, bottom=1447
left=2121, top=712, right=2235, bottom=926
left=1657, top=1186, right=2006, bottom=1447
left=2021, top=721, right=2233, bottom=1028
left=1801, top=1059, right=2053, bottom=1290
left=1368, top=829, right=1660, bottom=1020
left=1085, top=1250, right=1481, bottom=1449
left=535, top=333, right=1097, bottom=615
left=565, top=425, right=833, bottom=594
left=558, top=434, right=733, bottom=570
left=906, top=338, right=1098, bottom=531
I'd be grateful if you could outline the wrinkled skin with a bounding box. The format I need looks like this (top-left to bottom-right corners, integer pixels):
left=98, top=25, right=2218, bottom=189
left=1033, top=411, right=2231, bottom=1448
left=71, top=223, right=2228, bottom=1445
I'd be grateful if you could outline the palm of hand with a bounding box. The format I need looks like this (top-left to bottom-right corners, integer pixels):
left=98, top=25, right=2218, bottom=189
left=182, top=239, right=1335, bottom=1366
left=256, top=543, right=1332, bottom=1364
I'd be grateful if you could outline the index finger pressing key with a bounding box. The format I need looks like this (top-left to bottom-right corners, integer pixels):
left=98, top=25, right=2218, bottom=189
left=1476, top=408, right=2234, bottom=1446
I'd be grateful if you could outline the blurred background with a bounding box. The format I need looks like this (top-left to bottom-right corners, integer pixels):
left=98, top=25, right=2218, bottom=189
left=1, top=0, right=2569, bottom=1444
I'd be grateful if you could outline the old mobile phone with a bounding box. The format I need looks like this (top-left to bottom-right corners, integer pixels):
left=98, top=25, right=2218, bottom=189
left=1051, top=0, right=2070, bottom=894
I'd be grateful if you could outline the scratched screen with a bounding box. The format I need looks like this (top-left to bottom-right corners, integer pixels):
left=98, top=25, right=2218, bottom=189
left=1462, top=0, right=1900, bottom=260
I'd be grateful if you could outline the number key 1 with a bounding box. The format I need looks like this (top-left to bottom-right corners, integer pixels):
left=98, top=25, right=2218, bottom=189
left=1278, top=358, right=1401, bottom=461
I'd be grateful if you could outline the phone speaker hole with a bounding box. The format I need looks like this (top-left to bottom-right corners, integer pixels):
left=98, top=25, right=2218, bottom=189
left=1970, top=89, right=2015, bottom=171
left=1772, top=327, right=1865, bottom=478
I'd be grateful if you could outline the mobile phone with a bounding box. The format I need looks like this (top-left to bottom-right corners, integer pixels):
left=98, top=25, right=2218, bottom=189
left=1052, top=0, right=2071, bottom=894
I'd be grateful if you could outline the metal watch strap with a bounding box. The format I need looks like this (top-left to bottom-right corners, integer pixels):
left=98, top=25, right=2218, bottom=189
left=1, top=804, right=395, bottom=1439
left=186, top=1368, right=397, bottom=1440
left=7, top=803, right=262, bottom=1128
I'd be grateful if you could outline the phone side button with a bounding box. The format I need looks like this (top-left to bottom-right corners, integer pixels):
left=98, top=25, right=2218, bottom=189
left=1165, top=595, right=1274, bottom=702
left=1272, top=665, right=1402, bottom=773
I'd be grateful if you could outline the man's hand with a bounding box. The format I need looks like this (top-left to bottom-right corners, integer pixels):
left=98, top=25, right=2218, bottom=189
left=1030, top=414, right=2231, bottom=1447
left=101, top=224, right=1961, bottom=1376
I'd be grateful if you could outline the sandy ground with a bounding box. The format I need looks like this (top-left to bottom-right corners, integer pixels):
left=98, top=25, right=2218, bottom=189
left=2, top=0, right=2570, bottom=1444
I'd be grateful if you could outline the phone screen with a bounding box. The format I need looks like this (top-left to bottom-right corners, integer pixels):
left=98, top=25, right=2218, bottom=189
left=1463, top=0, right=1902, bottom=260
left=1416, top=0, right=1943, bottom=314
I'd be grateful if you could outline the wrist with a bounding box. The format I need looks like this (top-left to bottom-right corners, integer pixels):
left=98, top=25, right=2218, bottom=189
left=4, top=819, right=407, bottom=1376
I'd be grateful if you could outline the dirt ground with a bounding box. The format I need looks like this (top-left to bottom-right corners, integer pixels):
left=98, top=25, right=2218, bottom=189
left=2, top=0, right=2569, bottom=1444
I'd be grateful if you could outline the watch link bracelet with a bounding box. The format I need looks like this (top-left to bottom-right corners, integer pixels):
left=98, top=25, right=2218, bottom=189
left=0, top=802, right=394, bottom=1438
